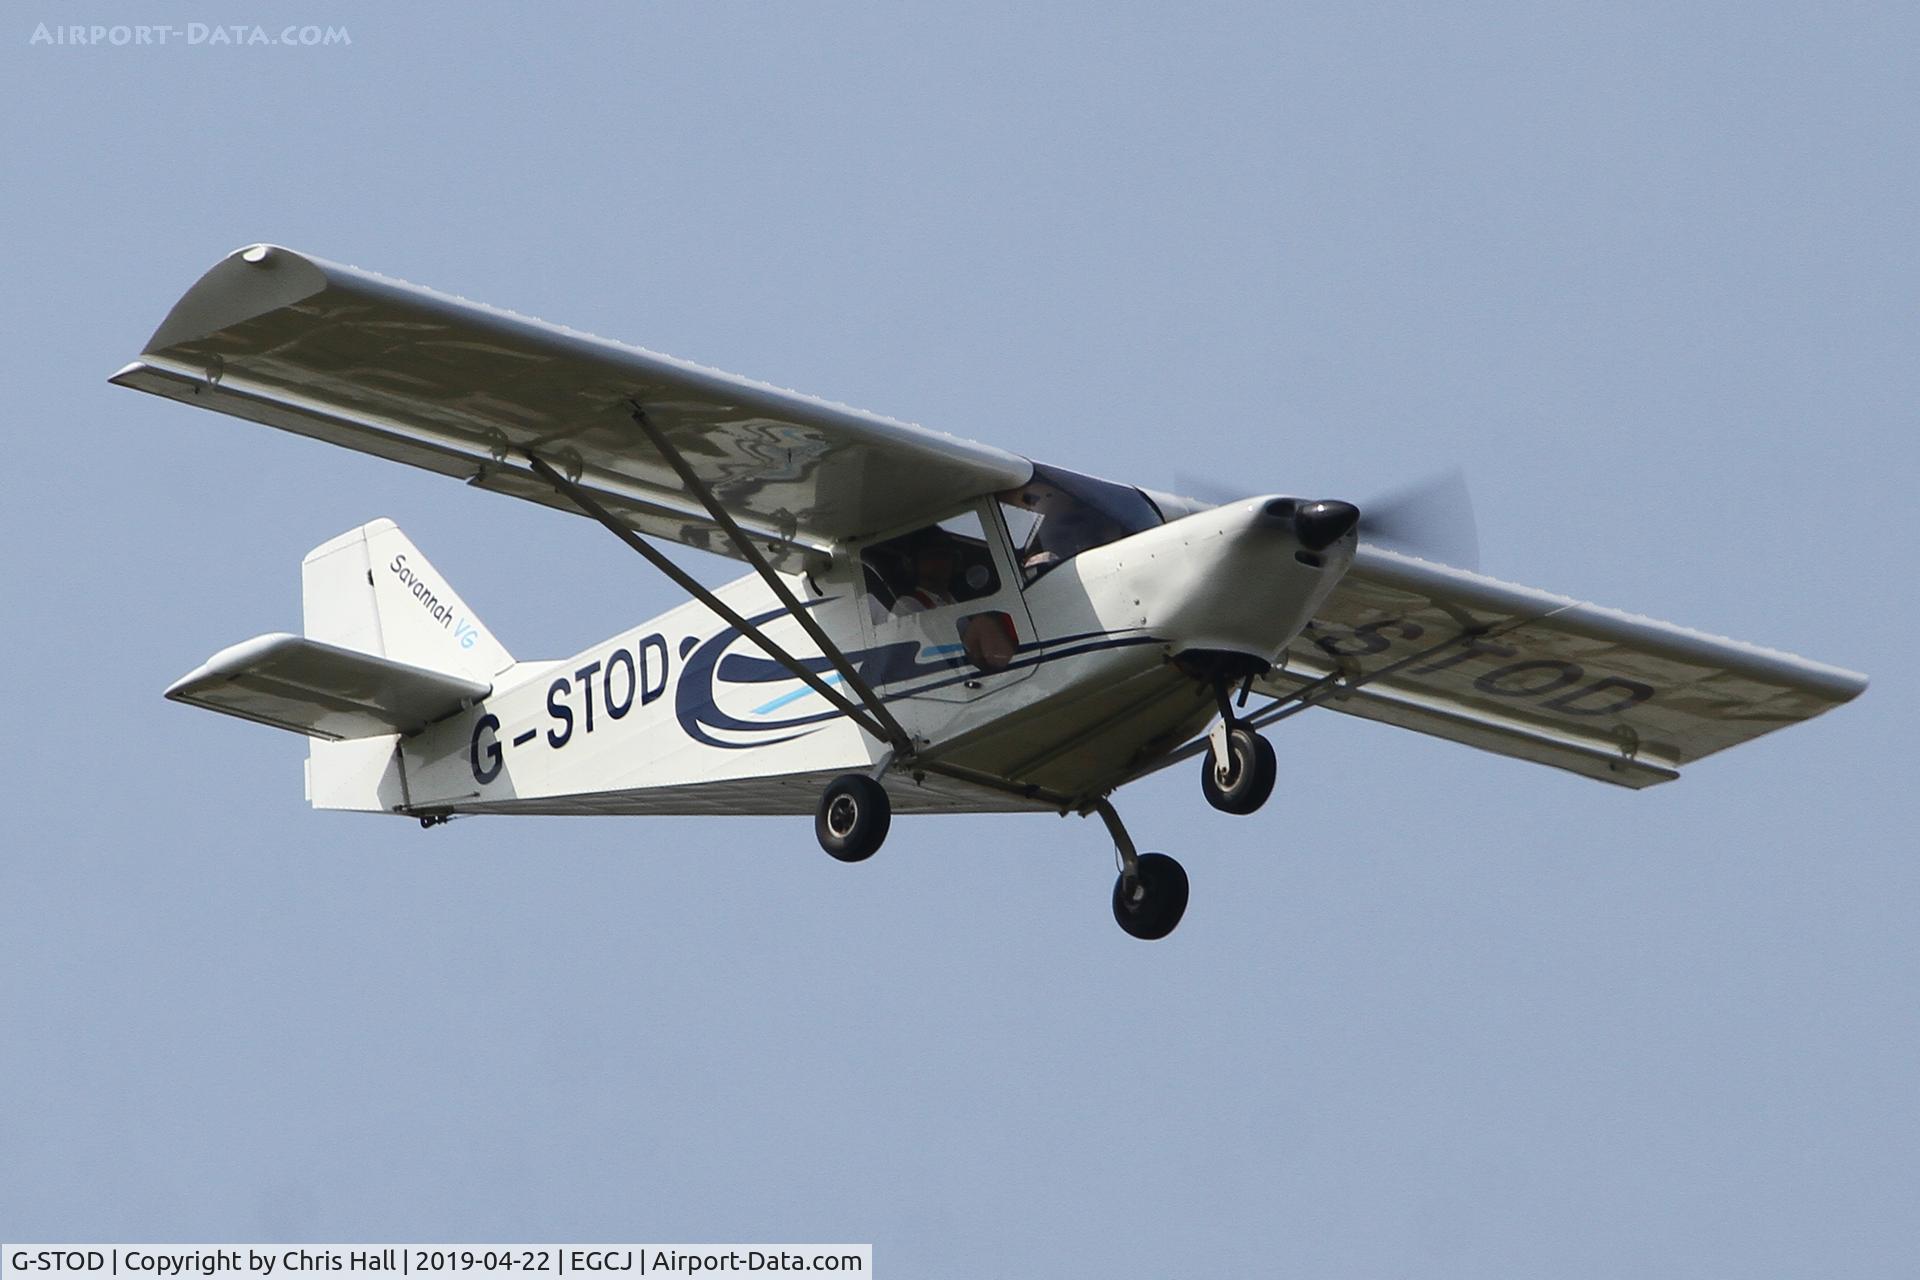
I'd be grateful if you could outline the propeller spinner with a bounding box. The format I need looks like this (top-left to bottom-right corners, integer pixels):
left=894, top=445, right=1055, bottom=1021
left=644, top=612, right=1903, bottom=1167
left=1178, top=469, right=1479, bottom=570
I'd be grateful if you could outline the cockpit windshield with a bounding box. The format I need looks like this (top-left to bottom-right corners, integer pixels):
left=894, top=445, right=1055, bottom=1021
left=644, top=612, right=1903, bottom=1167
left=998, top=463, right=1164, bottom=583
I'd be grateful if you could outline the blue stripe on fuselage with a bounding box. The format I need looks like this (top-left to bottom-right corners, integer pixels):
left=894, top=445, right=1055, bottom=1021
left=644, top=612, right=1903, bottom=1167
left=752, top=670, right=846, bottom=715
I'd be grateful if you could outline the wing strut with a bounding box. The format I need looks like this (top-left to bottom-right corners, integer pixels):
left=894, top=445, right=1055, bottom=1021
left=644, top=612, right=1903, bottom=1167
left=624, top=404, right=913, bottom=755
left=524, top=451, right=910, bottom=754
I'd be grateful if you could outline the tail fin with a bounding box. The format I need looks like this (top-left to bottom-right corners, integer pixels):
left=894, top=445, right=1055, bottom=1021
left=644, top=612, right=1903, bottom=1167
left=302, top=518, right=513, bottom=682
left=301, top=520, right=512, bottom=815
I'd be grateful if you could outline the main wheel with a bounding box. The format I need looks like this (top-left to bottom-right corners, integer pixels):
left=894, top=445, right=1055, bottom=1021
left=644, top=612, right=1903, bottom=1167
left=1201, top=727, right=1276, bottom=815
left=816, top=773, right=891, bottom=862
left=1111, top=852, right=1190, bottom=940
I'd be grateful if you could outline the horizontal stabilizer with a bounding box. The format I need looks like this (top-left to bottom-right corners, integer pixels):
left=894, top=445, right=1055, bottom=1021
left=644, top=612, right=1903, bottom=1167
left=165, top=633, right=491, bottom=740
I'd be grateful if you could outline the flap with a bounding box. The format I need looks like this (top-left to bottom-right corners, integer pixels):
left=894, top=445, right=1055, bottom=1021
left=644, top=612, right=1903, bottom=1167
left=112, top=244, right=1034, bottom=566
left=166, top=633, right=492, bottom=740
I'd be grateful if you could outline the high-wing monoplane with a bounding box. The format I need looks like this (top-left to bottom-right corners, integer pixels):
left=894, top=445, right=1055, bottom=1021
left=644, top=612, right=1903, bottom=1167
left=116, top=245, right=1868, bottom=939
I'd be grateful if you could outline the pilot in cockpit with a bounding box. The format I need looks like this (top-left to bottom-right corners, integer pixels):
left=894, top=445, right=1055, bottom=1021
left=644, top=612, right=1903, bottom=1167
left=891, top=526, right=960, bottom=614
left=864, top=525, right=963, bottom=624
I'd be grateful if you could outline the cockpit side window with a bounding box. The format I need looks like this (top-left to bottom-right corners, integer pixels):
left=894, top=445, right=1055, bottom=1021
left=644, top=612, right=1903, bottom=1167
left=860, top=509, right=1002, bottom=619
left=998, top=463, right=1164, bottom=582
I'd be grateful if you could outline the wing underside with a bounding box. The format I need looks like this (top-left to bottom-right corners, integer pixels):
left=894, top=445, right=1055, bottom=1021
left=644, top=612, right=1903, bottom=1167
left=1261, top=548, right=1867, bottom=788
left=112, top=244, right=1034, bottom=566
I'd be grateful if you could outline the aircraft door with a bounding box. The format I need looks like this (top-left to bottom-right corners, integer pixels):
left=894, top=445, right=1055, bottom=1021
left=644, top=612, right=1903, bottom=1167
left=855, top=502, right=1036, bottom=707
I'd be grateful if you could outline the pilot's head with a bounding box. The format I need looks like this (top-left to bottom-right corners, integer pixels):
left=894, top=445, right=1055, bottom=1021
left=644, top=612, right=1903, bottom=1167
left=910, top=529, right=957, bottom=589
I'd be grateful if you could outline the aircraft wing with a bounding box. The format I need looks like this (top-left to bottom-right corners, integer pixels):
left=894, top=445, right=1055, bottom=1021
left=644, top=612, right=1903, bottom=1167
left=112, top=245, right=1033, bottom=566
left=1259, top=547, right=1867, bottom=788
left=166, top=633, right=491, bottom=740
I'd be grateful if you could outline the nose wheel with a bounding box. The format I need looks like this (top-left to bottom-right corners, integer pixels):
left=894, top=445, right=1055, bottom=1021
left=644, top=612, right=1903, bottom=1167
left=1201, top=726, right=1276, bottom=814
left=1199, top=673, right=1276, bottom=815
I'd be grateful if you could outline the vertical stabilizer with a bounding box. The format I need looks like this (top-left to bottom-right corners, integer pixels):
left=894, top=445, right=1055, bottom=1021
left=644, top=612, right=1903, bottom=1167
left=301, top=519, right=513, bottom=814
left=301, top=518, right=514, bottom=682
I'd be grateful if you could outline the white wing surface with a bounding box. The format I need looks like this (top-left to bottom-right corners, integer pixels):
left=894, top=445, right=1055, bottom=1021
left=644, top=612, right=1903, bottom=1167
left=1262, top=547, right=1867, bottom=788
left=112, top=245, right=1033, bottom=565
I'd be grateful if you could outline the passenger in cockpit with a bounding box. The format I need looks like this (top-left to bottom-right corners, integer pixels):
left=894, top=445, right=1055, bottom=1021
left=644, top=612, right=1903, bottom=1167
left=1022, top=505, right=1124, bottom=577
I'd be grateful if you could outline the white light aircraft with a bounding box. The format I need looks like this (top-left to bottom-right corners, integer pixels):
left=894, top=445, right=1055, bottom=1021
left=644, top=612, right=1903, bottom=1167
left=116, top=245, right=1868, bottom=939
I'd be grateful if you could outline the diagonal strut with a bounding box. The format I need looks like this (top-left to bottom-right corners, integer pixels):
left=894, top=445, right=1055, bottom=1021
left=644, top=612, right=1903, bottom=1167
left=524, top=450, right=900, bottom=749
left=624, top=402, right=914, bottom=755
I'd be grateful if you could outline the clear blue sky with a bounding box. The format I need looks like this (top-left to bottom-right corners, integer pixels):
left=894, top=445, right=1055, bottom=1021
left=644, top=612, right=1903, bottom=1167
left=2, top=3, right=1913, bottom=1274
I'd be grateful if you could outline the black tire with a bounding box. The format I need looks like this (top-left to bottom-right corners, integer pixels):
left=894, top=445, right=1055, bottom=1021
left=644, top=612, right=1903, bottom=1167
left=1111, top=852, right=1190, bottom=940
left=1200, top=728, right=1276, bottom=815
left=816, top=773, right=891, bottom=862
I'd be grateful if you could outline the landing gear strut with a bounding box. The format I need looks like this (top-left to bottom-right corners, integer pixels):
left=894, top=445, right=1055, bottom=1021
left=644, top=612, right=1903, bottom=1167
left=816, top=773, right=891, bottom=862
left=813, top=770, right=1191, bottom=938
left=1200, top=677, right=1275, bottom=815
left=1092, top=798, right=1189, bottom=941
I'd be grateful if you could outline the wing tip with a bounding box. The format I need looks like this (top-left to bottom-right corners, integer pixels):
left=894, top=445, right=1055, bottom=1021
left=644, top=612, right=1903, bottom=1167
left=141, top=242, right=328, bottom=354
left=164, top=632, right=304, bottom=700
